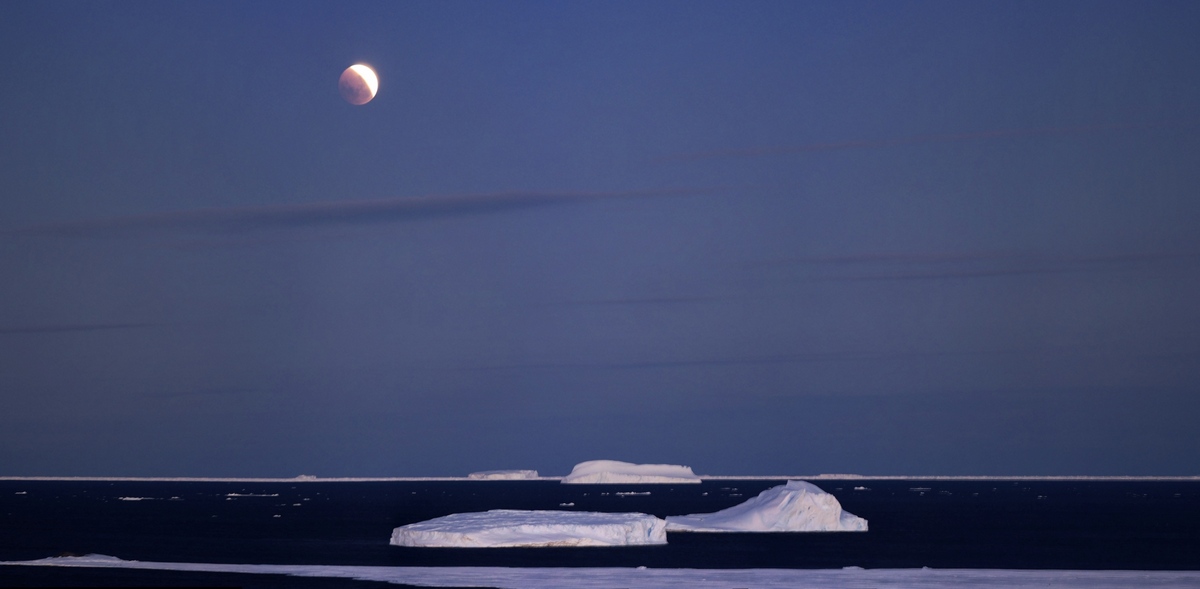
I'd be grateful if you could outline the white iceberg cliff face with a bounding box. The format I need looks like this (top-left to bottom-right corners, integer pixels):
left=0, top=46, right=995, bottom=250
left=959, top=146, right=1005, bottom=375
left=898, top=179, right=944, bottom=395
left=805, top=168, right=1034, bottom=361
left=561, top=460, right=701, bottom=484
left=390, top=510, right=668, bottom=547
left=666, top=480, right=868, bottom=532
left=468, top=470, right=539, bottom=480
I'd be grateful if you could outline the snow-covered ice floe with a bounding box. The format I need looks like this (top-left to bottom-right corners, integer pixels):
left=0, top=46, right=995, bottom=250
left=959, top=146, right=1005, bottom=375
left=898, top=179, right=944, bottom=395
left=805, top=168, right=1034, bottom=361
left=467, top=470, right=539, bottom=480
left=666, top=480, right=867, bottom=532
left=390, top=510, right=668, bottom=547
left=8, top=555, right=1200, bottom=589
left=561, top=460, right=701, bottom=484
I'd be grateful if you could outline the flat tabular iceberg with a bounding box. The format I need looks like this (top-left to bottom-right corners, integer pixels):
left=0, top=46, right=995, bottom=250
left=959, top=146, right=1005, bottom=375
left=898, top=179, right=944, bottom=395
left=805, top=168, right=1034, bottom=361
left=390, top=510, right=668, bottom=547
left=666, top=480, right=868, bottom=532
left=467, top=470, right=539, bottom=480
left=561, top=460, right=701, bottom=484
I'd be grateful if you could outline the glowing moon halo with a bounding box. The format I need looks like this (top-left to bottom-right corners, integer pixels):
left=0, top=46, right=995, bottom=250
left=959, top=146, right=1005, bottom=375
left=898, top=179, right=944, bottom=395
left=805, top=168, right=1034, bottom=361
left=339, top=64, right=378, bottom=105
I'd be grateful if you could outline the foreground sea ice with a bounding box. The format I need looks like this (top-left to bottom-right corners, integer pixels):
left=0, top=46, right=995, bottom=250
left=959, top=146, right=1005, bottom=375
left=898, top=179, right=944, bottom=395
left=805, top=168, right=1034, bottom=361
left=561, top=459, right=702, bottom=484
left=390, top=510, right=668, bottom=547
left=467, top=470, right=539, bottom=480
left=666, top=480, right=868, bottom=532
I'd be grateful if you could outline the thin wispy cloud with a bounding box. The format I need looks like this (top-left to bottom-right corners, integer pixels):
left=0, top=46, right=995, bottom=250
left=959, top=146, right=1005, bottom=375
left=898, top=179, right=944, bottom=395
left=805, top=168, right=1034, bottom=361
left=763, top=250, right=1200, bottom=281
left=466, top=351, right=913, bottom=372
left=0, top=322, right=153, bottom=335
left=461, top=344, right=1164, bottom=373
left=548, top=295, right=735, bottom=307
left=12, top=188, right=708, bottom=239
left=654, top=120, right=1197, bottom=164
left=151, top=387, right=262, bottom=399
left=542, top=251, right=1200, bottom=309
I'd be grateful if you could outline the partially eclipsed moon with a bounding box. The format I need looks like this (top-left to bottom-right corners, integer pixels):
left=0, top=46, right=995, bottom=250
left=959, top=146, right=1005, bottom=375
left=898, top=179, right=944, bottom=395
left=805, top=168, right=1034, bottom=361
left=339, top=64, right=378, bottom=105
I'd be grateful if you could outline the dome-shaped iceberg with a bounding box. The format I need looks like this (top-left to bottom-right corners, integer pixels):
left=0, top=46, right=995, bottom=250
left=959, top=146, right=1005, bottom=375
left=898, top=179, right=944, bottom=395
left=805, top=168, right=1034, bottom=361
left=666, top=480, right=867, bottom=532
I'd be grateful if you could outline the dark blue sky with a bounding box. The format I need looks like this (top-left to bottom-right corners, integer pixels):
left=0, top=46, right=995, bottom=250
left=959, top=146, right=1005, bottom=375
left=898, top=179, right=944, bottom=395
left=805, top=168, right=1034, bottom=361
left=2, top=1, right=1198, bottom=477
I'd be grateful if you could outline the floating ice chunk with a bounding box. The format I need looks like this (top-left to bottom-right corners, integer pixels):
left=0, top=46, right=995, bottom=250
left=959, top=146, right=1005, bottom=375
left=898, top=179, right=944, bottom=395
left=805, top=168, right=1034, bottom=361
left=468, top=470, right=539, bottom=480
left=561, top=460, right=701, bottom=484
left=390, top=510, right=667, bottom=547
left=666, top=480, right=868, bottom=532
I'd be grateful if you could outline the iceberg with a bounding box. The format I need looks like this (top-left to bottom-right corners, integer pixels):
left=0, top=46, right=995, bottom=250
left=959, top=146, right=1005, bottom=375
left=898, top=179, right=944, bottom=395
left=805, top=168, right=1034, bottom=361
left=467, top=470, right=539, bottom=480
left=561, top=460, right=701, bottom=484
left=665, top=480, right=868, bottom=532
left=390, top=510, right=668, bottom=547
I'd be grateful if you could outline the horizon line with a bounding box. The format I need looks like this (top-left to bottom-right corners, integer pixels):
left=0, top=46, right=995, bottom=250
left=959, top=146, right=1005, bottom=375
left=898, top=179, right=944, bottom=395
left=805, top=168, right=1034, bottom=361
left=2, top=474, right=1196, bottom=482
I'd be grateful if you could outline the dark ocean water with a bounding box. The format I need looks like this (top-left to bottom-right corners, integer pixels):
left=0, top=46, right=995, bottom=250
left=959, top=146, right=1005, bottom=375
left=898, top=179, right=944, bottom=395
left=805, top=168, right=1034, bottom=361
left=2, top=479, right=1199, bottom=586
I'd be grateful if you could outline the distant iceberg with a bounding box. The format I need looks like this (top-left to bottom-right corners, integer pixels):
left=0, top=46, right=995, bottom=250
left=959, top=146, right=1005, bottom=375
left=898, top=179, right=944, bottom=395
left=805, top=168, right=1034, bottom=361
left=468, top=470, right=539, bottom=480
left=561, top=460, right=701, bottom=484
left=390, top=509, right=667, bottom=547
left=666, top=481, right=868, bottom=532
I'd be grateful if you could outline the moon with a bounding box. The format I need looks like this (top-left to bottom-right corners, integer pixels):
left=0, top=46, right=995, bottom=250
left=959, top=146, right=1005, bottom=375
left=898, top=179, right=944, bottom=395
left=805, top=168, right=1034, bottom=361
left=339, top=64, right=378, bottom=105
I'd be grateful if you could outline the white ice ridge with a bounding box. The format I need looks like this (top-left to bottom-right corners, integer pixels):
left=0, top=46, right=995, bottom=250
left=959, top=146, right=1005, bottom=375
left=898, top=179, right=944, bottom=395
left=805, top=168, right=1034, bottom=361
left=8, top=555, right=1200, bottom=589
left=467, top=470, right=539, bottom=480
left=561, top=460, right=701, bottom=484
left=4, top=475, right=1198, bottom=482
left=390, top=510, right=668, bottom=547
left=666, top=480, right=868, bottom=532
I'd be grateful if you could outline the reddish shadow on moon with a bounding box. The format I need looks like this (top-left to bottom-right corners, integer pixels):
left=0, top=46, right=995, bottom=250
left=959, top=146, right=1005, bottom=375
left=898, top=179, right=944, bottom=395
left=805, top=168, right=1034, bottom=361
left=339, top=65, right=377, bottom=105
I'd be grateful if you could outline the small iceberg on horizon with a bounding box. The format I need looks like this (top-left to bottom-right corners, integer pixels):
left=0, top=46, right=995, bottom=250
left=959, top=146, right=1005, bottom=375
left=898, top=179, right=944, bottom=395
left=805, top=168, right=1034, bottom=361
left=666, top=480, right=868, bottom=532
left=468, top=470, right=539, bottom=480
left=561, top=460, right=701, bottom=484
left=390, top=510, right=668, bottom=548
